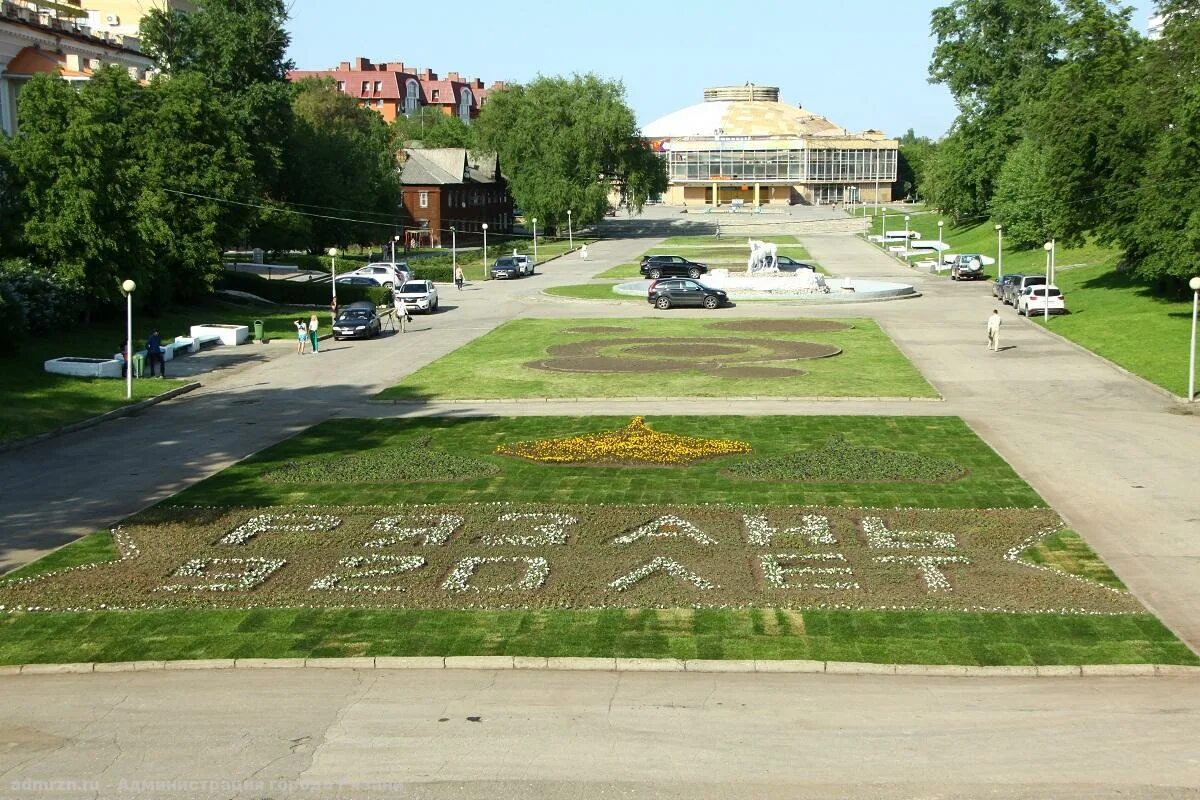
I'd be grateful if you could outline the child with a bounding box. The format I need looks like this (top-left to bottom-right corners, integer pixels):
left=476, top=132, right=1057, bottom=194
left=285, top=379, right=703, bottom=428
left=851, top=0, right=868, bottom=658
left=295, top=319, right=308, bottom=354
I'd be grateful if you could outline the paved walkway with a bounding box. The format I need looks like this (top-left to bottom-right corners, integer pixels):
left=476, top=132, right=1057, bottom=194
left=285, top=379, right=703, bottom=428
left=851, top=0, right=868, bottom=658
left=2, top=669, right=1198, bottom=799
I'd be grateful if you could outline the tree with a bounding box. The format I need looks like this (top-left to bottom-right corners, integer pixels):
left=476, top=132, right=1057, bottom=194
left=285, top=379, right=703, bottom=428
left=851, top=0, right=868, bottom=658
left=278, top=79, right=401, bottom=252
left=896, top=129, right=936, bottom=201
left=473, top=75, right=666, bottom=231
left=392, top=106, right=473, bottom=149
left=990, top=137, right=1073, bottom=248
left=0, top=136, right=22, bottom=253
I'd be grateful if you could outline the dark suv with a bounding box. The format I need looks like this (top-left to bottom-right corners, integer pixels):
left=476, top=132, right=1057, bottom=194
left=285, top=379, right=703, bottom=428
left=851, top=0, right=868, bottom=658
left=647, top=278, right=728, bottom=310
left=639, top=255, right=708, bottom=280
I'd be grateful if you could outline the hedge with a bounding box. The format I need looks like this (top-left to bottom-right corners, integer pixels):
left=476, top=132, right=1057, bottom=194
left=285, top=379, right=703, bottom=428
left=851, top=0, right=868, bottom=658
left=215, top=271, right=391, bottom=307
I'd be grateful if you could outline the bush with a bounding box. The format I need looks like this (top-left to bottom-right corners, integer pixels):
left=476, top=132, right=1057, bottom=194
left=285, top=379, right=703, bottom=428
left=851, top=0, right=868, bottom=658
left=0, top=259, right=86, bottom=334
left=215, top=271, right=390, bottom=307
left=0, top=281, right=28, bottom=351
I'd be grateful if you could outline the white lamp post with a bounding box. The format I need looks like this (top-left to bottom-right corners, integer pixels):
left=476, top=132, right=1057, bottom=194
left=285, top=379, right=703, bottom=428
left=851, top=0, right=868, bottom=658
left=531, top=217, right=538, bottom=265
left=937, top=220, right=944, bottom=270
left=1042, top=240, right=1055, bottom=322
left=881, top=211, right=888, bottom=241
left=392, top=234, right=401, bottom=262
left=121, top=279, right=135, bottom=400
left=450, top=227, right=457, bottom=272
left=904, top=215, right=911, bottom=264
left=326, top=248, right=338, bottom=308
left=996, top=224, right=1004, bottom=281
left=1188, top=275, right=1200, bottom=402
left=567, top=209, right=573, bottom=250
left=481, top=223, right=488, bottom=281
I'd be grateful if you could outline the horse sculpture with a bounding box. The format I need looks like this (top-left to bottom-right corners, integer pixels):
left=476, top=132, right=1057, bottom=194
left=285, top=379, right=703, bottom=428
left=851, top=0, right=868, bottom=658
left=746, top=239, right=779, bottom=274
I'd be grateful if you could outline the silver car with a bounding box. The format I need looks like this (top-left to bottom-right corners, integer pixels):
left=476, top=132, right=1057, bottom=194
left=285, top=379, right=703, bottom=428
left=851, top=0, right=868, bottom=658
left=394, top=279, right=439, bottom=314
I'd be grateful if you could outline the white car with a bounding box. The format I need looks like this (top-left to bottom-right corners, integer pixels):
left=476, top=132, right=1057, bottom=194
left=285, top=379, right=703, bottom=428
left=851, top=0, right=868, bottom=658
left=394, top=279, right=439, bottom=314
left=340, top=262, right=411, bottom=290
left=1017, top=284, right=1066, bottom=316
left=512, top=254, right=534, bottom=276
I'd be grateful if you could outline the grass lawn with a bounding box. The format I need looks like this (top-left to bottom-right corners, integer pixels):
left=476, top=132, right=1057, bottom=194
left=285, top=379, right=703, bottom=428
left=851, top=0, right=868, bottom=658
left=543, top=283, right=643, bottom=302
left=0, top=299, right=318, bottom=445
left=168, top=416, right=1043, bottom=509
left=869, top=216, right=1196, bottom=397
left=380, top=317, right=938, bottom=400
left=0, top=607, right=1191, bottom=666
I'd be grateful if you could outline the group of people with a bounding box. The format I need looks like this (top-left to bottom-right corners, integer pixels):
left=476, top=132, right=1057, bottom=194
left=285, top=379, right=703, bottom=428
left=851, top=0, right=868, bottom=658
left=115, top=330, right=167, bottom=379
left=295, top=314, right=321, bottom=354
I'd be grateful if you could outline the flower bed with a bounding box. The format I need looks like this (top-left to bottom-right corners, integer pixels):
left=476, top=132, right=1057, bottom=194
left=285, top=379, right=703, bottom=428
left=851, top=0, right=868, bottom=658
left=0, top=503, right=1139, bottom=615
left=496, top=417, right=752, bottom=466
left=728, top=435, right=966, bottom=483
left=264, top=441, right=498, bottom=484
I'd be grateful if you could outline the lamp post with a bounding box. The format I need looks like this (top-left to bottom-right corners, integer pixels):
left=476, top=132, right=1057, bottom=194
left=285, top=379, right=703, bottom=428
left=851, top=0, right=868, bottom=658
left=327, top=248, right=338, bottom=310
left=995, top=224, right=1004, bottom=281
left=904, top=215, right=911, bottom=264
left=567, top=209, right=573, bottom=250
left=1188, top=275, right=1199, bottom=402
left=937, top=220, right=944, bottom=270
left=481, top=223, right=488, bottom=281
left=881, top=211, right=888, bottom=241
left=121, top=279, right=135, bottom=400
left=1042, top=240, right=1055, bottom=322
left=392, top=235, right=401, bottom=263
left=531, top=217, right=538, bottom=266
left=450, top=227, right=457, bottom=273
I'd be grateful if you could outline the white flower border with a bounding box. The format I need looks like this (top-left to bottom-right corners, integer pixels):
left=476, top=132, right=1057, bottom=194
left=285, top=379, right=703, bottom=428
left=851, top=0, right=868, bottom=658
left=862, top=516, right=957, bottom=549
left=310, top=555, right=426, bottom=592
left=760, top=553, right=859, bottom=590
left=609, top=556, right=718, bottom=592
left=158, top=557, right=286, bottom=593
left=442, top=556, right=549, bottom=593
left=611, top=515, right=716, bottom=546
left=364, top=514, right=462, bottom=548
left=481, top=512, right=578, bottom=546
left=219, top=513, right=342, bottom=546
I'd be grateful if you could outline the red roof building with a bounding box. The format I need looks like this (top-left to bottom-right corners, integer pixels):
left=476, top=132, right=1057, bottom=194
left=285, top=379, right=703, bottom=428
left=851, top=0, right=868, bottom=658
left=288, top=57, right=505, bottom=124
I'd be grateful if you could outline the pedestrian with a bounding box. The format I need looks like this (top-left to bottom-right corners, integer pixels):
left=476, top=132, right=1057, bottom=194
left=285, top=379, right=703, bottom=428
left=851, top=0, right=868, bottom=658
left=395, top=296, right=412, bottom=333
left=308, top=313, right=320, bottom=353
left=453, top=264, right=464, bottom=291
left=295, top=319, right=308, bottom=354
left=146, top=329, right=165, bottom=378
left=987, top=308, right=1002, bottom=352
left=580, top=244, right=589, bottom=261
left=115, top=341, right=128, bottom=378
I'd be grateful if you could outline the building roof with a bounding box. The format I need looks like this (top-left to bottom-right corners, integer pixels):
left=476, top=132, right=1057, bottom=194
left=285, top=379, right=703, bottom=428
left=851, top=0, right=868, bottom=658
left=643, top=97, right=846, bottom=139
left=399, top=148, right=501, bottom=186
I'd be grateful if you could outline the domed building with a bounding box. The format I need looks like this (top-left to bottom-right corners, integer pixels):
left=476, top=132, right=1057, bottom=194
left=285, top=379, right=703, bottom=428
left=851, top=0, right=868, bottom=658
left=642, top=85, right=897, bottom=207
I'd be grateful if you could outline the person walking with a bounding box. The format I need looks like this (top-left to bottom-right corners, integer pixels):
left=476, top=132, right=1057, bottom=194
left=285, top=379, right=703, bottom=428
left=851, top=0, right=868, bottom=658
left=308, top=313, right=320, bottom=353
left=146, top=330, right=165, bottom=378
left=395, top=296, right=411, bottom=333
left=580, top=244, right=589, bottom=261
left=295, top=319, right=308, bottom=354
left=987, top=309, right=1002, bottom=352
left=453, top=264, right=464, bottom=291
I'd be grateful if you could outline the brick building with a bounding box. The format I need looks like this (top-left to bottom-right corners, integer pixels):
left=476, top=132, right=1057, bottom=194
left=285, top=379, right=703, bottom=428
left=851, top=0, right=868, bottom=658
left=397, top=148, right=513, bottom=248
left=288, top=57, right=505, bottom=124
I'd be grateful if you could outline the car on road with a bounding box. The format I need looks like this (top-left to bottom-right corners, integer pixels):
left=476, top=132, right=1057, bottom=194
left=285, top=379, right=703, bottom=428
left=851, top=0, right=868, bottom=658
left=339, top=262, right=411, bottom=290
left=1004, top=274, right=1047, bottom=306
left=394, top=279, right=439, bottom=314
left=639, top=255, right=709, bottom=280
left=950, top=254, right=986, bottom=281
left=491, top=257, right=523, bottom=279
left=512, top=255, right=534, bottom=276
left=332, top=300, right=383, bottom=339
left=647, top=278, right=729, bottom=310
left=774, top=255, right=817, bottom=272
left=335, top=275, right=379, bottom=288
left=993, top=274, right=1021, bottom=300
left=1017, top=284, right=1066, bottom=316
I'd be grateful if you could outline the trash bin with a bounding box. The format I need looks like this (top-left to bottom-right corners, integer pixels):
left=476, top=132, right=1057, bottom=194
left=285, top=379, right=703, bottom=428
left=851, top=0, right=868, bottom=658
left=253, top=319, right=264, bottom=343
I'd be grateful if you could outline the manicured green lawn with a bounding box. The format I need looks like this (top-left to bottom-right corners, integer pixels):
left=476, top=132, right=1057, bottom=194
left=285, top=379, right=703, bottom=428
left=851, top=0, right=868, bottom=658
left=169, top=416, right=1041, bottom=509
left=0, top=299, right=318, bottom=444
left=380, top=318, right=938, bottom=400
left=0, top=607, right=1191, bottom=666
left=543, top=283, right=643, bottom=302
left=870, top=216, right=1196, bottom=397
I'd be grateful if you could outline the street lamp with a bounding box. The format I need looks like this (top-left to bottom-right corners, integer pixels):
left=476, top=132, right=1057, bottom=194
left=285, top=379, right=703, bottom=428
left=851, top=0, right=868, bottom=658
left=120, top=279, right=135, bottom=400
left=937, top=220, right=945, bottom=270
left=904, top=215, right=911, bottom=264
left=1042, top=240, right=1055, bottom=322
left=450, top=227, right=457, bottom=273
left=881, top=211, right=888, bottom=241
left=326, top=248, right=338, bottom=310
left=531, top=217, right=538, bottom=266
left=392, top=235, right=401, bottom=263
left=567, top=209, right=573, bottom=250
left=1188, top=275, right=1199, bottom=402
left=481, top=223, right=488, bottom=281
left=995, top=224, right=1004, bottom=281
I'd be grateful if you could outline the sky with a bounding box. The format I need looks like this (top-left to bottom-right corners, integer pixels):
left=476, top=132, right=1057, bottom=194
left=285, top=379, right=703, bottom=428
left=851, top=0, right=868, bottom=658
left=285, top=0, right=1159, bottom=140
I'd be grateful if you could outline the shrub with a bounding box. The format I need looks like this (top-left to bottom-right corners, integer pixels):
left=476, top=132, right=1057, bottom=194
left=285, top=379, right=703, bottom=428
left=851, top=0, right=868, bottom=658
left=215, top=271, right=390, bottom=307
left=0, top=259, right=86, bottom=334
left=0, top=281, right=28, bottom=351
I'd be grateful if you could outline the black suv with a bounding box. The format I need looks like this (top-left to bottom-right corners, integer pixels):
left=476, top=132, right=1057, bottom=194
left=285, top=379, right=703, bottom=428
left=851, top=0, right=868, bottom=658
left=647, top=278, right=728, bottom=310
left=639, top=255, right=708, bottom=280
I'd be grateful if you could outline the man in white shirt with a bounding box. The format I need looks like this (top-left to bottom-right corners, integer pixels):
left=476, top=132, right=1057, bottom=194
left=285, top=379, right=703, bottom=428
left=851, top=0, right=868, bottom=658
left=987, top=309, right=1002, bottom=351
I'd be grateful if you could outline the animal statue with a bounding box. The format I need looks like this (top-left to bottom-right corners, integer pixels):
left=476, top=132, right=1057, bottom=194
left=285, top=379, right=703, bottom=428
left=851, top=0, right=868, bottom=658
left=747, top=239, right=771, bottom=273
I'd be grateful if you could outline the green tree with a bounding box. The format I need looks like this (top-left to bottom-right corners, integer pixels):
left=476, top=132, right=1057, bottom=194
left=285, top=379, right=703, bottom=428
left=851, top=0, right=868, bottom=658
left=990, top=137, right=1072, bottom=248
left=896, top=129, right=936, bottom=201
left=0, top=136, right=22, bottom=253
left=279, top=79, right=401, bottom=252
left=392, top=106, right=473, bottom=149
left=473, top=75, right=666, bottom=231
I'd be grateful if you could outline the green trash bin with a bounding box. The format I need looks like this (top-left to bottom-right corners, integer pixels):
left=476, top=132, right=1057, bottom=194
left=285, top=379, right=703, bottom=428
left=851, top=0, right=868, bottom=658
left=253, top=319, right=264, bottom=343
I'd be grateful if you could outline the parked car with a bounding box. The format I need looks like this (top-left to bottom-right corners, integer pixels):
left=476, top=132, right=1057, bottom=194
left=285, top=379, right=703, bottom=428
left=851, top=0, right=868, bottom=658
left=331, top=300, right=382, bottom=339
left=950, top=254, right=985, bottom=281
left=639, top=255, right=709, bottom=280
left=993, top=274, right=1021, bottom=300
left=1017, top=284, right=1066, bottom=316
left=774, top=255, right=817, bottom=272
left=1004, top=274, right=1047, bottom=306
left=394, top=279, right=439, bottom=314
left=647, top=278, right=729, bottom=310
left=512, top=254, right=534, bottom=276
left=335, top=275, right=378, bottom=287
left=339, top=262, right=411, bottom=289
left=491, top=257, right=523, bottom=279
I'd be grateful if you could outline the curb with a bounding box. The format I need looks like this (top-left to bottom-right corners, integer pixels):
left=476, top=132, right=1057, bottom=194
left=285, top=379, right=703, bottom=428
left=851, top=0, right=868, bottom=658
left=0, top=382, right=202, bottom=456
left=2, top=658, right=1195, bottom=678
left=376, top=395, right=946, bottom=406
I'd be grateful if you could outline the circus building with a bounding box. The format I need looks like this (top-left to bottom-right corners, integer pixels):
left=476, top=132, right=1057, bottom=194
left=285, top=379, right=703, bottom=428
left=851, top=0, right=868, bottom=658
left=642, top=84, right=897, bottom=207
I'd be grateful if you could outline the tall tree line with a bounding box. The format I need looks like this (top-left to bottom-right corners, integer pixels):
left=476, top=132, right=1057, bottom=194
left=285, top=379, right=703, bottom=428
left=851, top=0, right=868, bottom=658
left=0, top=0, right=400, bottom=316
left=923, top=0, right=1199, bottom=288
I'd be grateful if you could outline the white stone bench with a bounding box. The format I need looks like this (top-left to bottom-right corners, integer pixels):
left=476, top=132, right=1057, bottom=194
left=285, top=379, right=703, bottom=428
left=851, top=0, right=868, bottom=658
left=44, top=357, right=122, bottom=379
left=189, top=324, right=248, bottom=347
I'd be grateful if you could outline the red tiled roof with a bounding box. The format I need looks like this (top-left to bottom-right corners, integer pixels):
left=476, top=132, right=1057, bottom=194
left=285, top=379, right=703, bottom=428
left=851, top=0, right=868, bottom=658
left=287, top=68, right=411, bottom=101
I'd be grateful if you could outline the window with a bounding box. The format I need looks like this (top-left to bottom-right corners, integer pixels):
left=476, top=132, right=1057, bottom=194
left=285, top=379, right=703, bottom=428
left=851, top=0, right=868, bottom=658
left=336, top=81, right=345, bottom=92
left=373, top=81, right=382, bottom=94
left=459, top=88, right=473, bottom=124
left=361, top=81, right=369, bottom=95
left=405, top=79, right=420, bottom=115
left=419, top=191, right=429, bottom=209
left=376, top=99, right=383, bottom=108
left=431, top=89, right=440, bottom=102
